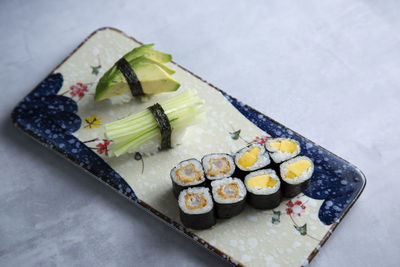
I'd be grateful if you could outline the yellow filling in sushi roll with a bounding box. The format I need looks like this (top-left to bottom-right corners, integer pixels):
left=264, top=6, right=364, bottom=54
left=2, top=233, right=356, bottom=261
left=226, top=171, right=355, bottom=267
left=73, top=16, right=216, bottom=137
left=176, top=163, right=203, bottom=183
left=269, top=140, right=297, bottom=153
left=247, top=174, right=277, bottom=189
left=238, top=147, right=261, bottom=168
left=285, top=160, right=311, bottom=179
left=206, top=157, right=231, bottom=177
left=216, top=183, right=240, bottom=199
left=184, top=193, right=208, bottom=210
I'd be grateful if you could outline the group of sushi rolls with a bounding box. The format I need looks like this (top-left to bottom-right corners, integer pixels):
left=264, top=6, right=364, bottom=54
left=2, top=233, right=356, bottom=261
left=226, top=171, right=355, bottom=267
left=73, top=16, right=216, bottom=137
left=170, top=137, right=314, bottom=230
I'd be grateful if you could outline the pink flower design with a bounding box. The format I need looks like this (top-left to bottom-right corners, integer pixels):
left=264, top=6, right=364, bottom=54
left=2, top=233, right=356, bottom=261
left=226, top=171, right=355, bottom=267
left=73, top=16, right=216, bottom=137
left=69, top=83, right=88, bottom=99
left=253, top=135, right=269, bottom=145
left=96, top=140, right=111, bottom=156
left=286, top=200, right=306, bottom=217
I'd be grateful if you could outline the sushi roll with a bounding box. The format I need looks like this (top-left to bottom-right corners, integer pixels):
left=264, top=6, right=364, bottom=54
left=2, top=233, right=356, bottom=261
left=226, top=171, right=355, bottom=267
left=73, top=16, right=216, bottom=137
left=178, top=187, right=216, bottom=230
left=211, top=177, right=247, bottom=219
left=202, top=153, right=235, bottom=183
left=265, top=138, right=301, bottom=164
left=280, top=156, right=314, bottom=198
left=170, top=159, right=205, bottom=198
left=244, top=169, right=281, bottom=209
left=234, top=144, right=270, bottom=179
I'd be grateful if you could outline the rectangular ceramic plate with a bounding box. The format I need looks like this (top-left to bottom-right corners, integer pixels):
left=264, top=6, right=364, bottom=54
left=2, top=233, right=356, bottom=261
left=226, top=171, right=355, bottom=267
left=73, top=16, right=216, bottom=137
left=12, top=28, right=365, bottom=267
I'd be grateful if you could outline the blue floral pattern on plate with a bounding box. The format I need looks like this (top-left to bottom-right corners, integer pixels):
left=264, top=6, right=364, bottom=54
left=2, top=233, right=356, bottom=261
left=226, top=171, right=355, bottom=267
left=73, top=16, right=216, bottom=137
left=11, top=73, right=137, bottom=200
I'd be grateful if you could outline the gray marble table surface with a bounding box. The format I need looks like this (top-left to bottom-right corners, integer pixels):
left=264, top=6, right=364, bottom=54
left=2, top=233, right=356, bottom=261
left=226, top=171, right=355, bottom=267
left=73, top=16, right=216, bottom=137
left=1, top=0, right=399, bottom=266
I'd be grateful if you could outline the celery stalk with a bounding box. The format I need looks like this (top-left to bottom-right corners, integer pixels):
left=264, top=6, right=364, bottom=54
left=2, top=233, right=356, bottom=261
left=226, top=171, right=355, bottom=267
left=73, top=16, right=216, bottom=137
left=104, top=90, right=205, bottom=156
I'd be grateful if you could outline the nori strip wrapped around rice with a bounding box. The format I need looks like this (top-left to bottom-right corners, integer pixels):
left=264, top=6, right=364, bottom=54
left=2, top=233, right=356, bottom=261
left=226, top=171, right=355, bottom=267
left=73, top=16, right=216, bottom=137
left=234, top=144, right=271, bottom=179
left=281, top=179, right=311, bottom=198
left=245, top=169, right=282, bottom=210
left=247, top=190, right=281, bottom=210
left=180, top=209, right=216, bottom=230
left=265, top=137, right=301, bottom=164
left=280, top=156, right=314, bottom=198
left=202, top=153, right=235, bottom=185
left=215, top=201, right=245, bottom=219
left=148, top=103, right=172, bottom=150
left=232, top=168, right=249, bottom=181
left=178, top=187, right=216, bottom=230
left=170, top=159, right=205, bottom=198
left=115, top=57, right=145, bottom=97
left=211, top=178, right=247, bottom=219
left=265, top=160, right=281, bottom=176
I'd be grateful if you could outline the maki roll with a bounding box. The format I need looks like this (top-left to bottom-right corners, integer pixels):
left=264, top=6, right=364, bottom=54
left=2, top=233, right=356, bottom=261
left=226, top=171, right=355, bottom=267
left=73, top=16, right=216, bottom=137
left=280, top=156, right=314, bottom=198
left=265, top=138, right=300, bottom=164
left=234, top=144, right=270, bottom=178
left=202, top=153, right=235, bottom=183
left=244, top=169, right=281, bottom=209
left=211, top=177, right=247, bottom=219
left=170, top=159, right=205, bottom=198
left=178, top=187, right=216, bottom=230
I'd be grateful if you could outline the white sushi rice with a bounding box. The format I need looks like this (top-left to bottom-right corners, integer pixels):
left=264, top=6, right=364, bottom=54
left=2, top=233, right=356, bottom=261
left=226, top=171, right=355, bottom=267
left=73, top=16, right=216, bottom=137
left=244, top=169, right=281, bottom=195
left=126, top=129, right=187, bottom=155
left=178, top=187, right=213, bottom=214
left=170, top=159, right=205, bottom=186
left=202, top=153, right=235, bottom=180
left=280, top=156, right=314, bottom=185
left=265, top=138, right=301, bottom=163
left=234, top=144, right=270, bottom=171
left=109, top=90, right=133, bottom=105
left=211, top=177, right=246, bottom=204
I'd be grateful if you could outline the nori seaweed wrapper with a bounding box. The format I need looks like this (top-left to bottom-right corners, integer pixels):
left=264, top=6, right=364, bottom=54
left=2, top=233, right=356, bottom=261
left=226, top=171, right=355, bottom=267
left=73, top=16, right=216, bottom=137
left=247, top=189, right=281, bottom=210
left=148, top=103, right=172, bottom=150
left=214, top=198, right=246, bottom=219
left=172, top=180, right=206, bottom=199
left=267, top=160, right=281, bottom=175
left=115, top=57, right=145, bottom=97
left=201, top=153, right=236, bottom=182
left=233, top=145, right=270, bottom=179
left=232, top=168, right=250, bottom=180
left=171, top=158, right=206, bottom=198
left=179, top=209, right=216, bottom=230
left=281, top=179, right=311, bottom=198
left=233, top=167, right=269, bottom=180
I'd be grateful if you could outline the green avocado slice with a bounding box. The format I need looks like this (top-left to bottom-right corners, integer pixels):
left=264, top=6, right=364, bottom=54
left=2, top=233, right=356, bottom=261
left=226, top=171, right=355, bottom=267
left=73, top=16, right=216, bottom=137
left=133, top=61, right=180, bottom=95
left=94, top=57, right=180, bottom=101
left=130, top=56, right=175, bottom=75
left=124, top=44, right=172, bottom=63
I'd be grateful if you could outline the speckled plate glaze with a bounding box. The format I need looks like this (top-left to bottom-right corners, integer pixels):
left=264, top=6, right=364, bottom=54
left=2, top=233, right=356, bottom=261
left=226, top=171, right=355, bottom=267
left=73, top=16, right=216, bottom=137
left=11, top=28, right=365, bottom=267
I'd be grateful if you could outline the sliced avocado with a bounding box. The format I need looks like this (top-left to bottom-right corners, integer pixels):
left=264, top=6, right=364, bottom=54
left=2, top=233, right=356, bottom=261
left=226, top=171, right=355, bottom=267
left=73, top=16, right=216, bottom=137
left=133, top=62, right=180, bottom=95
left=94, top=59, right=180, bottom=101
left=123, top=44, right=172, bottom=64
left=94, top=65, right=123, bottom=101
left=130, top=56, right=175, bottom=75
left=94, top=45, right=177, bottom=102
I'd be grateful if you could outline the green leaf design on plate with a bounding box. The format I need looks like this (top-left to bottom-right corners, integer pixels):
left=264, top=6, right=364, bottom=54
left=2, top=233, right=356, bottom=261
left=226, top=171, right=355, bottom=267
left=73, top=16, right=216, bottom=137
left=91, top=65, right=102, bottom=75
left=295, top=223, right=307, bottom=235
left=230, top=129, right=241, bottom=140
left=272, top=211, right=281, bottom=225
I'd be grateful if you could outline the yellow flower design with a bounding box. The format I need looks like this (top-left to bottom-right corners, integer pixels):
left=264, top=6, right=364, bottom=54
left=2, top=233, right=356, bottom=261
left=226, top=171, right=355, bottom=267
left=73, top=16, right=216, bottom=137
left=84, top=115, right=102, bottom=129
